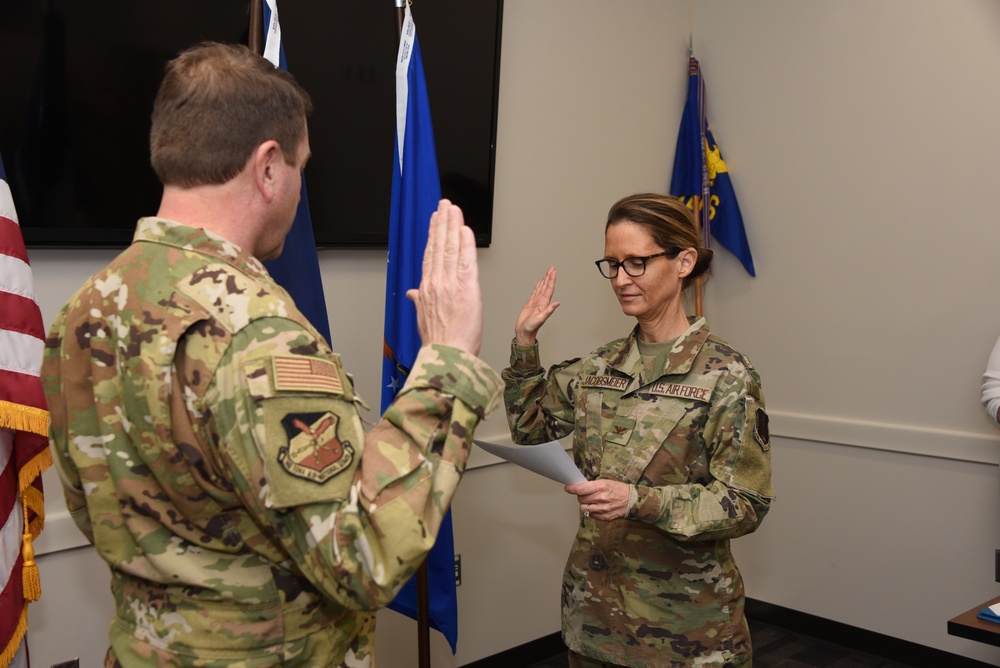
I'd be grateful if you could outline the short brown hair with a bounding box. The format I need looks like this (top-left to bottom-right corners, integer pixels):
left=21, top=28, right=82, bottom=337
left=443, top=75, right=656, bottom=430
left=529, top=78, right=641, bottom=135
left=150, top=42, right=313, bottom=187
left=605, top=193, right=713, bottom=289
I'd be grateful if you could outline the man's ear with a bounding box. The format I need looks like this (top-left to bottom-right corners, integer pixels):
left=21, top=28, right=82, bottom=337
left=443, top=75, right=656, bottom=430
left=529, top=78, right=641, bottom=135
left=252, top=140, right=282, bottom=202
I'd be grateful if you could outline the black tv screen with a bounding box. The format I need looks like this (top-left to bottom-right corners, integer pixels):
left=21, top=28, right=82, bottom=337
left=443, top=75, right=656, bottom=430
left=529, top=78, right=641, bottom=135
left=0, top=0, right=502, bottom=248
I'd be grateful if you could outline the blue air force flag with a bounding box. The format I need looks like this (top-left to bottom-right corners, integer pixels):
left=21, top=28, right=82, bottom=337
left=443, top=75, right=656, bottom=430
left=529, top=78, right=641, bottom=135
left=381, top=5, right=460, bottom=654
left=259, top=0, right=332, bottom=341
left=670, top=56, right=755, bottom=277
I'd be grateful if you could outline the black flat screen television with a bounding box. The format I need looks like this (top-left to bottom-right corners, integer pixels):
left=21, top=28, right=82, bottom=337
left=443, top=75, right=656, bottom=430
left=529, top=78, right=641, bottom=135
left=0, top=0, right=502, bottom=248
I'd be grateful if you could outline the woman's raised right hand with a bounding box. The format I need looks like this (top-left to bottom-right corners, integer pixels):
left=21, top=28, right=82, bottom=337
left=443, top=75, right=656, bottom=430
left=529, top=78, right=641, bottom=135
left=514, top=266, right=560, bottom=346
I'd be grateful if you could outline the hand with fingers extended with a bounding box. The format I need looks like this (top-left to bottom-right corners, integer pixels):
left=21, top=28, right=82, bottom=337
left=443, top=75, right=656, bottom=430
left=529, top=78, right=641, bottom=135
left=514, top=266, right=561, bottom=346
left=406, top=199, right=483, bottom=356
left=565, top=479, right=631, bottom=522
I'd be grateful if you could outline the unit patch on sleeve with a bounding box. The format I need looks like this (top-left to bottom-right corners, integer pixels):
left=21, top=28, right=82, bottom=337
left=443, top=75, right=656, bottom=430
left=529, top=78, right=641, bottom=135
left=278, top=411, right=355, bottom=483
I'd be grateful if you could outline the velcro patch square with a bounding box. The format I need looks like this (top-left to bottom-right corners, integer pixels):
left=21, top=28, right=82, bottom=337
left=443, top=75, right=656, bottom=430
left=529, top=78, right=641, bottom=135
left=754, top=406, right=770, bottom=451
left=272, top=355, right=344, bottom=394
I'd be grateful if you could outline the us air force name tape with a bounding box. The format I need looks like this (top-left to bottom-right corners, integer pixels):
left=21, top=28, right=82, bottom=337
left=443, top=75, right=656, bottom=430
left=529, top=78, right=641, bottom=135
left=582, top=375, right=711, bottom=402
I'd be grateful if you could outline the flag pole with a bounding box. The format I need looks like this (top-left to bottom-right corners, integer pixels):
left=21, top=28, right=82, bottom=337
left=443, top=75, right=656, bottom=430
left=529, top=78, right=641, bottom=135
left=414, top=563, right=431, bottom=667
left=248, top=0, right=263, bottom=54
left=694, top=122, right=709, bottom=318
left=692, top=194, right=704, bottom=318
left=692, top=39, right=706, bottom=319
left=393, top=0, right=404, bottom=55
left=393, top=8, right=432, bottom=667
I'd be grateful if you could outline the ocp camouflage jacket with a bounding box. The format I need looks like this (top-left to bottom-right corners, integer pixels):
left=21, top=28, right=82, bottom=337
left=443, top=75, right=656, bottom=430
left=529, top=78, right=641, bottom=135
left=43, top=218, right=501, bottom=668
left=502, top=318, right=774, bottom=668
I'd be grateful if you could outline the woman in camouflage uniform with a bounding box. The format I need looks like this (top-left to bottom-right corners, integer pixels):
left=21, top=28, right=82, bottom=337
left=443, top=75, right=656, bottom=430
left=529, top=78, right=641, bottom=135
left=503, top=193, right=774, bottom=668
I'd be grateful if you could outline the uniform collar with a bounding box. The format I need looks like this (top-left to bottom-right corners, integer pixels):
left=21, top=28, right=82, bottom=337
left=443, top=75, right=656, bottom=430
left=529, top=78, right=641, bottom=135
left=132, top=217, right=270, bottom=281
left=607, top=316, right=711, bottom=386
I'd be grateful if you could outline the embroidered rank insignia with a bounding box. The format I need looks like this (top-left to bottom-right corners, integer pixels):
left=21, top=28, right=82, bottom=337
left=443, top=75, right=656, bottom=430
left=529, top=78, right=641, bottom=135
left=278, top=411, right=355, bottom=483
left=754, top=407, right=770, bottom=451
left=272, top=355, right=343, bottom=394
left=605, top=415, right=636, bottom=446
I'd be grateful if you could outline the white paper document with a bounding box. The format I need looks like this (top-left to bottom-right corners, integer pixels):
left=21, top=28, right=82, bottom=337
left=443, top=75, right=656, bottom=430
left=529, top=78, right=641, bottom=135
left=473, top=439, right=586, bottom=485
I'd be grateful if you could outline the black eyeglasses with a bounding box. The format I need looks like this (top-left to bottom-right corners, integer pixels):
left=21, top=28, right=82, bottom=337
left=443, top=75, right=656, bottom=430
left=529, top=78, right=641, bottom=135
left=594, top=250, right=678, bottom=279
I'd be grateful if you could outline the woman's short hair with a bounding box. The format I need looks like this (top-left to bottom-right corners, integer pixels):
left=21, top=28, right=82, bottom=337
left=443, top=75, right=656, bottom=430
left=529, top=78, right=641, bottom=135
left=606, top=193, right=713, bottom=289
left=150, top=42, right=313, bottom=188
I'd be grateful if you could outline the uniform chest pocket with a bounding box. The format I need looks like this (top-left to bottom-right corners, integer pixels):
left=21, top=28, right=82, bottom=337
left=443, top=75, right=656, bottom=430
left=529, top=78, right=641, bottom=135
left=599, top=394, right=689, bottom=484
left=577, top=388, right=623, bottom=480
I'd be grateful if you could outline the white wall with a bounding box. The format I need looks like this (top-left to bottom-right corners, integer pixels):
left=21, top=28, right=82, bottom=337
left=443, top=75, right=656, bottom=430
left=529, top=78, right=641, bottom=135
left=23, top=0, right=1000, bottom=666
left=696, top=0, right=1000, bottom=665
left=694, top=0, right=1000, bottom=432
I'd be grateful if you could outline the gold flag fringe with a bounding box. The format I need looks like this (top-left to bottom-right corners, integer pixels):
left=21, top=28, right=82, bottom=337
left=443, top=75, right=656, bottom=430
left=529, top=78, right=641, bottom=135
left=0, top=346, right=53, bottom=661
left=19, top=447, right=51, bottom=603
left=18, top=448, right=52, bottom=518
left=20, top=504, right=39, bottom=602
left=0, top=605, right=28, bottom=668
left=0, top=399, right=53, bottom=637
left=0, top=402, right=48, bottom=438
left=22, top=483, right=45, bottom=537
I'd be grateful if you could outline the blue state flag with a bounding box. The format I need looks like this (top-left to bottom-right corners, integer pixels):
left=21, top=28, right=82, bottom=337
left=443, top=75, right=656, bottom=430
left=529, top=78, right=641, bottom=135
left=381, top=5, right=459, bottom=653
left=670, top=56, right=755, bottom=277
left=259, top=0, right=332, bottom=342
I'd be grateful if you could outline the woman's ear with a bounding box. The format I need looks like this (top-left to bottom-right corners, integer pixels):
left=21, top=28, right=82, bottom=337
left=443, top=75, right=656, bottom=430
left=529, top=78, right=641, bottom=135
left=677, top=247, right=698, bottom=278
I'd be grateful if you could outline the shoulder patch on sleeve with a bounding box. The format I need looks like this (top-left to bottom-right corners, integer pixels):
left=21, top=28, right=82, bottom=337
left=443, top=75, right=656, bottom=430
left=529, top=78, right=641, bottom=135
left=272, top=354, right=344, bottom=394
left=754, top=406, right=770, bottom=451
left=728, top=398, right=775, bottom=499
left=241, top=356, right=362, bottom=508
left=278, top=411, right=356, bottom=483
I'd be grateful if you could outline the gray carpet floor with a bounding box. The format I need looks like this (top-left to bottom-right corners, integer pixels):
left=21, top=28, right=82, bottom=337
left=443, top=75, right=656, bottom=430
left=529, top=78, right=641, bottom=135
left=525, top=619, right=916, bottom=668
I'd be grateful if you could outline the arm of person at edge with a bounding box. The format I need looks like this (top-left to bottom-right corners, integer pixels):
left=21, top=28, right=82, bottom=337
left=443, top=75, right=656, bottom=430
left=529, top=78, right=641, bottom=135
left=199, top=201, right=501, bottom=611
left=982, top=335, right=1000, bottom=424
left=504, top=267, right=771, bottom=543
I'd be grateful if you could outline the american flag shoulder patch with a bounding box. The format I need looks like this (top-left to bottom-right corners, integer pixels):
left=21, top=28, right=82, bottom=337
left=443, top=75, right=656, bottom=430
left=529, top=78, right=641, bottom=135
left=271, top=355, right=344, bottom=395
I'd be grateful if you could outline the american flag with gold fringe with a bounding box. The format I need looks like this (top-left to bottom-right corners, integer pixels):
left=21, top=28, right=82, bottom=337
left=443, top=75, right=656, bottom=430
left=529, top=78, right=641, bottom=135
left=0, top=152, right=52, bottom=668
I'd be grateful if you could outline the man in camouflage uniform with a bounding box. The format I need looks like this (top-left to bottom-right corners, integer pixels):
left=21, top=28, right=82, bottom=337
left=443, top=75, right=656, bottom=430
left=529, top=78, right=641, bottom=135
left=42, top=43, right=500, bottom=667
